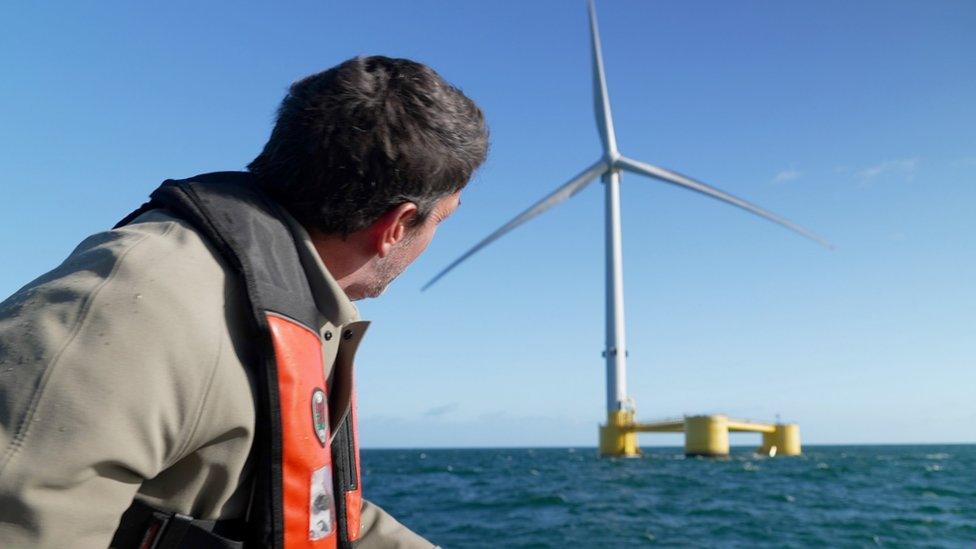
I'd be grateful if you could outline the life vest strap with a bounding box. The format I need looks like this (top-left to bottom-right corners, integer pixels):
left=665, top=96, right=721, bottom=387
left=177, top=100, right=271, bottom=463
left=112, top=499, right=244, bottom=549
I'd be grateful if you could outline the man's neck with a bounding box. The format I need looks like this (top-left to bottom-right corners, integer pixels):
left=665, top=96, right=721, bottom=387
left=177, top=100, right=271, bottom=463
left=310, top=233, right=373, bottom=300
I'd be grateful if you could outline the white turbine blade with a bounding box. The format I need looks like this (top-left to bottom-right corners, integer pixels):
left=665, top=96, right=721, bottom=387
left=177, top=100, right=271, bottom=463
left=587, top=0, right=618, bottom=156
left=423, top=159, right=608, bottom=290
left=616, top=155, right=834, bottom=249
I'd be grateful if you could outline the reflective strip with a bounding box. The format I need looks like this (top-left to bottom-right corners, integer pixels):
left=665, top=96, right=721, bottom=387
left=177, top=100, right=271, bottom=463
left=267, top=314, right=336, bottom=549
left=309, top=466, right=336, bottom=540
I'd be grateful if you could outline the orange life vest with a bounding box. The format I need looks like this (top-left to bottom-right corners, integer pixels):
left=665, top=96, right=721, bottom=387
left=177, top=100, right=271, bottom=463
left=112, top=173, right=362, bottom=549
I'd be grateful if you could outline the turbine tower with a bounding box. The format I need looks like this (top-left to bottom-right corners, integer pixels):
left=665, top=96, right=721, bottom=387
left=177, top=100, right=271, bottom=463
left=423, top=0, right=831, bottom=456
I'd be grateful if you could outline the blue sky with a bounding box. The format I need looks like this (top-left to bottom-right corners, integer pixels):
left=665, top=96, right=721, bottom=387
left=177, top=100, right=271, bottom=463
left=1, top=1, right=973, bottom=447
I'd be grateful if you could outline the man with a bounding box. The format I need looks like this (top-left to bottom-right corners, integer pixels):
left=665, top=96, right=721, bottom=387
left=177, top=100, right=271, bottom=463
left=0, top=56, right=488, bottom=548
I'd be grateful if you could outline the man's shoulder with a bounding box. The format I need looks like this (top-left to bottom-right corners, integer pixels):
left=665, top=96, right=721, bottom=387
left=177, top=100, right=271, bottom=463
left=62, top=208, right=231, bottom=301
left=111, top=208, right=229, bottom=279
left=1, top=207, right=240, bottom=345
left=0, top=208, right=253, bottom=442
left=0, top=209, right=257, bottom=540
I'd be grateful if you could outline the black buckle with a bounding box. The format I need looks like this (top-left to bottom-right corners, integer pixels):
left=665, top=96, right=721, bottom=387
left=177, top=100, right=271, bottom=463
left=140, top=511, right=193, bottom=549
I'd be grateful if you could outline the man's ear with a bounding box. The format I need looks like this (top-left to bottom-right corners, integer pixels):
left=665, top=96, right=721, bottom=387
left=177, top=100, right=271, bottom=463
left=371, top=202, right=419, bottom=258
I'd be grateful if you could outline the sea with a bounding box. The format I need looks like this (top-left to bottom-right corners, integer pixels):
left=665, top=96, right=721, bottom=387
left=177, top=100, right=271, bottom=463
left=361, top=445, right=975, bottom=547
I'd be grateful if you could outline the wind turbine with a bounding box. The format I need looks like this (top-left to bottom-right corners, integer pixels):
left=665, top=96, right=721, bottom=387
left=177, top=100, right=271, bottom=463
left=423, top=0, right=831, bottom=453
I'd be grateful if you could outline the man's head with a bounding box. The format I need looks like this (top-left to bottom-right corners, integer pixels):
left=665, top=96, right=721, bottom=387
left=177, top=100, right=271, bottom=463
left=248, top=56, right=488, bottom=298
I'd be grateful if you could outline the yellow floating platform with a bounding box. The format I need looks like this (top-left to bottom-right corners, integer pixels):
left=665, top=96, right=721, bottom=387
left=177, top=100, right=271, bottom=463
left=598, top=412, right=800, bottom=458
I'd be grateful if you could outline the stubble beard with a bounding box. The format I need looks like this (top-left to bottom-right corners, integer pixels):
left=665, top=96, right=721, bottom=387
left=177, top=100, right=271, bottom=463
left=360, top=236, right=414, bottom=299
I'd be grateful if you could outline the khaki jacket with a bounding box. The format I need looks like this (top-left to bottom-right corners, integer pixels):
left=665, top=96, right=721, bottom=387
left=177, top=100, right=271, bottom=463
left=0, top=208, right=433, bottom=548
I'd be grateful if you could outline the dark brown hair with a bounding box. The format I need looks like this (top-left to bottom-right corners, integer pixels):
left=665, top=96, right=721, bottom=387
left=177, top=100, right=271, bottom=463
left=248, top=56, right=488, bottom=235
